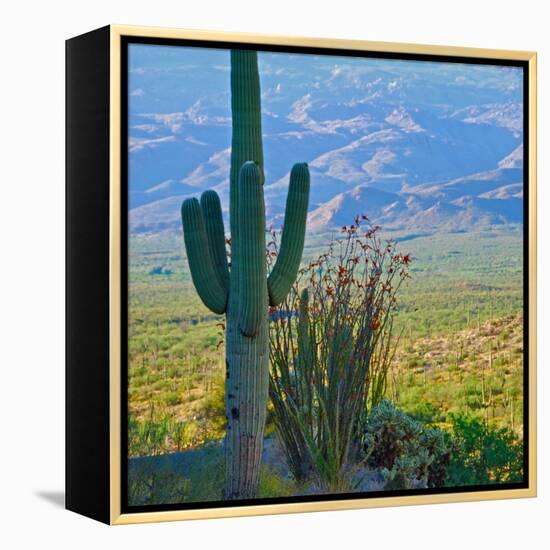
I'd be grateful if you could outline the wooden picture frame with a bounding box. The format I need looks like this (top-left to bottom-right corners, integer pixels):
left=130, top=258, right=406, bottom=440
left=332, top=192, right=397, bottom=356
left=66, top=25, right=537, bottom=525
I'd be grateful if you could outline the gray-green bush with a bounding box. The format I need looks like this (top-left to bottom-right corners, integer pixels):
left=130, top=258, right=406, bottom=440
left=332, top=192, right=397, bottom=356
left=362, top=400, right=452, bottom=489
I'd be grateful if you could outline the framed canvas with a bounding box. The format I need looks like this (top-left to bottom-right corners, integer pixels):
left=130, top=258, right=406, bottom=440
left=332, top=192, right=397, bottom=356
left=66, top=25, right=537, bottom=525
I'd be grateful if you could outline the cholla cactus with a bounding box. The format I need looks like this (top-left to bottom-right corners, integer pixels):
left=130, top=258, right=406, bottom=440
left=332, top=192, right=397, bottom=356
left=362, top=400, right=451, bottom=489
left=181, top=50, right=310, bottom=499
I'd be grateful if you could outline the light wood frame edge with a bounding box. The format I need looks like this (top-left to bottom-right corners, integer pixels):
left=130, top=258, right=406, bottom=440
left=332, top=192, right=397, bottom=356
left=108, top=24, right=537, bottom=525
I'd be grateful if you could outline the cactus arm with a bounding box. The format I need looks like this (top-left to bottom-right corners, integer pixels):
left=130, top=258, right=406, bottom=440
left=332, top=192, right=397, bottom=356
left=268, top=163, right=310, bottom=306
left=237, top=161, right=267, bottom=337
left=181, top=198, right=228, bottom=314
left=200, top=190, right=230, bottom=290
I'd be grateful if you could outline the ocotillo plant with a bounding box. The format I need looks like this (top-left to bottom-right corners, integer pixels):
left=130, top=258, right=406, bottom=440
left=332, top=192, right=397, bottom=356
left=181, top=50, right=310, bottom=499
left=269, top=219, right=410, bottom=489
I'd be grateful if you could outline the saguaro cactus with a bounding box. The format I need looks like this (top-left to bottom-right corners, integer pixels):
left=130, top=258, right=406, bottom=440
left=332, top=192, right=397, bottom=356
left=181, top=50, right=310, bottom=499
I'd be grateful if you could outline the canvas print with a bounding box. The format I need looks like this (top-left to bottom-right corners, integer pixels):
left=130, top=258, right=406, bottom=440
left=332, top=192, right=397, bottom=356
left=125, top=42, right=526, bottom=508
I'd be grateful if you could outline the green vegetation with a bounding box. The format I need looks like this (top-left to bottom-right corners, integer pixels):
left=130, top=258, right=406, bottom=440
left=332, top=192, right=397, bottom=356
left=128, top=444, right=298, bottom=505
left=127, top=225, right=524, bottom=504
left=359, top=400, right=521, bottom=492
left=128, top=444, right=225, bottom=505
left=388, top=226, right=523, bottom=339
left=389, top=314, right=524, bottom=433
left=446, top=413, right=523, bottom=485
left=128, top=401, right=522, bottom=505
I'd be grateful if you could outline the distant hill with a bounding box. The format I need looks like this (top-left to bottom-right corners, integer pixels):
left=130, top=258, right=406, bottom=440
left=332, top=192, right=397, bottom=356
left=131, top=145, right=523, bottom=234
left=306, top=145, right=523, bottom=232
left=127, top=51, right=523, bottom=235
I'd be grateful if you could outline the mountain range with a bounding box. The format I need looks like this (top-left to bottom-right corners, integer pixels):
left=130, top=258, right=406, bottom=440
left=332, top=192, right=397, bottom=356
left=127, top=46, right=524, bottom=235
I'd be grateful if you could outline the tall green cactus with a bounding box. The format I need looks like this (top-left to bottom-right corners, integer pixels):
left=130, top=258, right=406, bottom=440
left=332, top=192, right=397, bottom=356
left=181, top=50, right=310, bottom=499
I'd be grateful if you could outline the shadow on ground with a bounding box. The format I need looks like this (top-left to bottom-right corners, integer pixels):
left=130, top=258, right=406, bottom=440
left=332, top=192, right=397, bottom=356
left=35, top=491, right=65, bottom=508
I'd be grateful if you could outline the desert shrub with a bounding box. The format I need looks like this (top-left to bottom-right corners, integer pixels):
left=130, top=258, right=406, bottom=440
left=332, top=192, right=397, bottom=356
left=363, top=400, right=422, bottom=469
left=382, top=452, right=430, bottom=490
left=269, top=219, right=411, bottom=491
left=258, top=466, right=298, bottom=498
left=362, top=400, right=451, bottom=489
left=128, top=368, right=227, bottom=456
left=446, top=414, right=523, bottom=486
left=128, top=463, right=191, bottom=506
left=128, top=399, right=225, bottom=457
left=407, top=401, right=445, bottom=424
left=128, top=449, right=299, bottom=506
left=200, top=373, right=227, bottom=435
left=419, top=428, right=452, bottom=487
left=128, top=445, right=225, bottom=505
left=162, top=391, right=181, bottom=406
left=128, top=407, right=172, bottom=457
left=182, top=446, right=225, bottom=502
